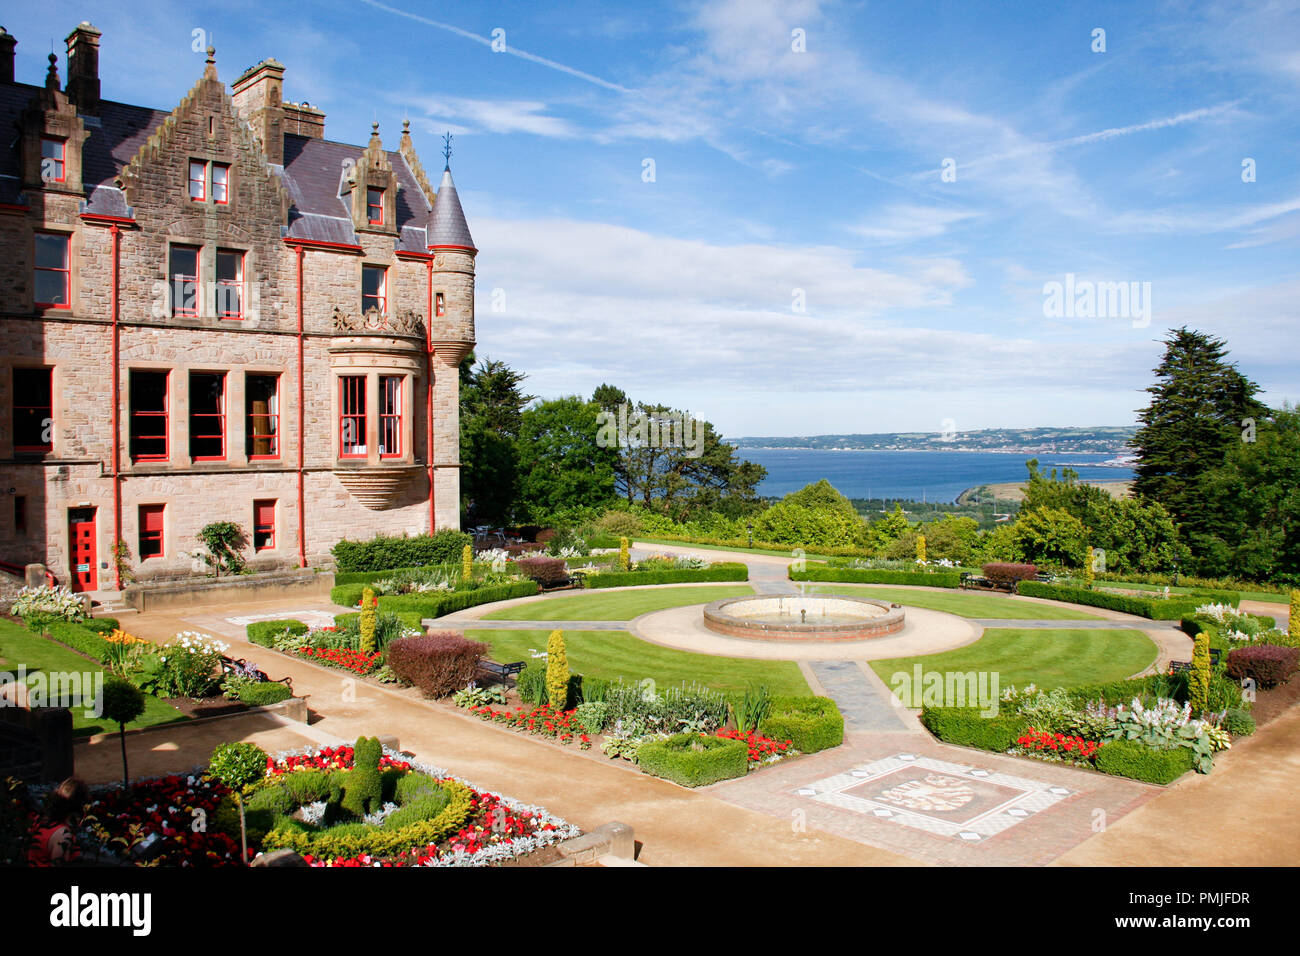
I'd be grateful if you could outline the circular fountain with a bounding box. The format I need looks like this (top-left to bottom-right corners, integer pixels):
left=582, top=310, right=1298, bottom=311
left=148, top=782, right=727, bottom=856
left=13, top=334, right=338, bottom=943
left=702, top=594, right=905, bottom=642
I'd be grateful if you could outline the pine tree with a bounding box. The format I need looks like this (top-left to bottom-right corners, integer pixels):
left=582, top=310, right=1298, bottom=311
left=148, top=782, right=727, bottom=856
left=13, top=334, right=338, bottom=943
left=1131, top=328, right=1265, bottom=551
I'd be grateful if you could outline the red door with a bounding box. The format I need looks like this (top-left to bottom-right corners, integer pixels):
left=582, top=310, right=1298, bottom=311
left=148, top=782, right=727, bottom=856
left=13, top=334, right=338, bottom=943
left=69, top=508, right=97, bottom=592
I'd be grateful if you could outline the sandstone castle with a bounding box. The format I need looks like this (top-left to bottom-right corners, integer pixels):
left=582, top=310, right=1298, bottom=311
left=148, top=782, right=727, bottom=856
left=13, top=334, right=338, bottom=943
left=0, top=23, right=476, bottom=592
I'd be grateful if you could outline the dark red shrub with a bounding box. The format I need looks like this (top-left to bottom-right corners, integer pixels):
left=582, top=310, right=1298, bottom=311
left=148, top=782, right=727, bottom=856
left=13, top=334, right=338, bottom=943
left=386, top=632, right=487, bottom=698
left=983, top=563, right=1038, bottom=585
left=535, top=528, right=557, bottom=545
left=1225, top=645, right=1299, bottom=689
left=515, top=556, right=569, bottom=587
left=504, top=543, right=544, bottom=557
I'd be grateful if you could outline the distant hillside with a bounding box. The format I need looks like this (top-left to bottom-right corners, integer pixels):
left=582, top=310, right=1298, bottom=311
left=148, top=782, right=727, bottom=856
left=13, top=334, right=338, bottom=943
left=728, top=426, right=1136, bottom=456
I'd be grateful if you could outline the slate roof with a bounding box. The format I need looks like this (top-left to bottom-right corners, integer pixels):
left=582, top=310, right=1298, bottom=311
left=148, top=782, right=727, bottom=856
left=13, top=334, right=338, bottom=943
left=0, top=78, right=459, bottom=248
left=427, top=166, right=475, bottom=250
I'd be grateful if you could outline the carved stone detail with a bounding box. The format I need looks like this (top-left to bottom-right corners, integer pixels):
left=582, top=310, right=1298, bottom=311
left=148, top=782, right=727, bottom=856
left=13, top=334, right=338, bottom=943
left=331, top=306, right=424, bottom=338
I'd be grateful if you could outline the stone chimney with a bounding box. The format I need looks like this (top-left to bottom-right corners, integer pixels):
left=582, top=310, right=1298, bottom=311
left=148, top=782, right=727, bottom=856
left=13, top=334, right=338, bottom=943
left=65, top=22, right=101, bottom=112
left=0, top=27, right=15, bottom=84
left=283, top=100, right=325, bottom=139
left=231, top=58, right=285, bottom=165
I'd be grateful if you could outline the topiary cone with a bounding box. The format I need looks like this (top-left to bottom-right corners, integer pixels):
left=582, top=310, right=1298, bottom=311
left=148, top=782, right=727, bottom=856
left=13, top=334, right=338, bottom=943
left=619, top=537, right=630, bottom=572
left=462, top=544, right=473, bottom=583
left=1290, top=590, right=1300, bottom=642
left=915, top=534, right=926, bottom=565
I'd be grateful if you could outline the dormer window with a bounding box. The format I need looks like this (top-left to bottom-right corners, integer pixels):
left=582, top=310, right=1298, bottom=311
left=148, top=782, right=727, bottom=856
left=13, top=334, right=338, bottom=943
left=41, top=139, right=66, bottom=183
left=362, top=265, right=386, bottom=315
left=366, top=188, right=384, bottom=224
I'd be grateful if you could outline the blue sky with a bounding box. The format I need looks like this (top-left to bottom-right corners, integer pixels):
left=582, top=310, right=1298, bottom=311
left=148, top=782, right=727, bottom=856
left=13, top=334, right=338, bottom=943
left=13, top=0, right=1300, bottom=436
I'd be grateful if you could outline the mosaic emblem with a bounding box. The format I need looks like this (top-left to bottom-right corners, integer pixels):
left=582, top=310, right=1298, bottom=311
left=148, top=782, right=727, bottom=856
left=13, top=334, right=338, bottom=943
left=876, top=773, right=975, bottom=813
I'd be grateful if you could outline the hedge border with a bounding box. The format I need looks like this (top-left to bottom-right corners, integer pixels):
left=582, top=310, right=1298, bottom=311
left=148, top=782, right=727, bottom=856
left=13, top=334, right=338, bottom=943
left=1094, top=739, right=1196, bottom=785
left=247, top=620, right=309, bottom=648
left=758, top=695, right=844, bottom=753
left=1016, top=580, right=1238, bottom=620
left=919, top=706, right=1028, bottom=752
left=636, top=733, right=749, bottom=787
left=330, top=579, right=540, bottom=617
left=582, top=563, right=748, bottom=589
left=790, top=565, right=960, bottom=588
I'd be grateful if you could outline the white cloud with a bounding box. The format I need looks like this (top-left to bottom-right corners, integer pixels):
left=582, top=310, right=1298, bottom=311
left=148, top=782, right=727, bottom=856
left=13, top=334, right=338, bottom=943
left=415, top=96, right=577, bottom=138
left=848, top=204, right=978, bottom=243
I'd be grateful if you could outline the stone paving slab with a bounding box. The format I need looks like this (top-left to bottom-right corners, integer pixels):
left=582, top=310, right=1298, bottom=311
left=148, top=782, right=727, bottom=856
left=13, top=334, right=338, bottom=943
left=807, top=660, right=910, bottom=732
left=708, top=733, right=1158, bottom=866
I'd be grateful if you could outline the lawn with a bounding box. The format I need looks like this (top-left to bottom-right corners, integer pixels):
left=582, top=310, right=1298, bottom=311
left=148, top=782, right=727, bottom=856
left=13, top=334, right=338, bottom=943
left=480, top=584, right=755, bottom=621
left=804, top=584, right=1100, bottom=619
left=0, top=618, right=187, bottom=736
left=868, top=627, right=1159, bottom=707
left=465, top=628, right=810, bottom=696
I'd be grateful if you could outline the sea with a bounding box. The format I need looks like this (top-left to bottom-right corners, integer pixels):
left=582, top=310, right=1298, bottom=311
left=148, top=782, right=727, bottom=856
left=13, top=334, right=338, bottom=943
left=736, top=448, right=1135, bottom=504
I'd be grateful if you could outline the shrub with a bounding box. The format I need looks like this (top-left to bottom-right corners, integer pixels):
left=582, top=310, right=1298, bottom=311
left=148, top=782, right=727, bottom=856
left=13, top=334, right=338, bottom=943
left=331, top=529, right=473, bottom=573
left=515, top=556, right=570, bottom=587
left=920, top=707, right=1028, bottom=752
left=156, top=632, right=229, bottom=698
left=360, top=588, right=378, bottom=653
left=1225, top=645, right=1299, bottom=689
left=637, top=733, right=749, bottom=787
left=585, top=563, right=748, bottom=588
left=82, top=618, right=120, bottom=635
left=595, top=511, right=642, bottom=537
left=573, top=701, right=610, bottom=733
left=386, top=632, right=487, bottom=698
left=1291, top=589, right=1300, bottom=642
left=237, top=682, right=293, bottom=707
left=789, top=565, right=960, bottom=588
left=12, top=585, right=87, bottom=623
left=1223, top=708, right=1255, bottom=736
left=619, top=537, right=630, bottom=572
left=983, top=563, right=1038, bottom=586
left=209, top=742, right=269, bottom=791
left=758, top=695, right=843, bottom=752
left=545, top=630, right=570, bottom=708
left=1094, top=739, right=1195, bottom=784
left=1190, top=629, right=1211, bottom=713
left=247, top=619, right=309, bottom=648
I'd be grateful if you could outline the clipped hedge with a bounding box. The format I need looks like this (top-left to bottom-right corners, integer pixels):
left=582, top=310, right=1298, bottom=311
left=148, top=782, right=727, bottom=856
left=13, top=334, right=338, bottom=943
left=1094, top=739, right=1196, bottom=785
left=331, top=530, right=472, bottom=573
left=42, top=620, right=113, bottom=662
left=333, top=564, right=459, bottom=587
left=247, top=619, right=309, bottom=648
left=920, top=706, right=1028, bottom=752
left=758, top=695, right=844, bottom=753
left=789, top=565, right=960, bottom=588
left=637, top=733, right=749, bottom=787
left=583, top=563, right=749, bottom=589
left=330, top=579, right=539, bottom=617
left=83, top=618, right=120, bottom=635
left=1015, top=581, right=1237, bottom=620
left=238, top=682, right=294, bottom=706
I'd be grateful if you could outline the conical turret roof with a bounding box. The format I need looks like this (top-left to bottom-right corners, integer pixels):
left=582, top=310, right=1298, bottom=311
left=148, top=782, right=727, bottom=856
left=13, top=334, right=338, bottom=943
left=428, top=166, right=475, bottom=250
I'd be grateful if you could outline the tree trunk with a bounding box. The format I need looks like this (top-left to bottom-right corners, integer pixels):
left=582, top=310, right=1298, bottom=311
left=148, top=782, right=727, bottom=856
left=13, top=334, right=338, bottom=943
left=118, top=723, right=129, bottom=789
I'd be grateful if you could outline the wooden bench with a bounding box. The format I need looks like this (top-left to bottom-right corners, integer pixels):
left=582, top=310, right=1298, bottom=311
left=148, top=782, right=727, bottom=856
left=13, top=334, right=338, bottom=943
left=959, top=572, right=1013, bottom=593
left=478, top=659, right=526, bottom=682
left=1170, top=649, right=1221, bottom=674
left=222, top=656, right=293, bottom=691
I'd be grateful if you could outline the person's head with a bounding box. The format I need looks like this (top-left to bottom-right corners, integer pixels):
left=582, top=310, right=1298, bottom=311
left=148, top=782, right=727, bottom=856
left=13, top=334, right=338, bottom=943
left=45, top=778, right=89, bottom=824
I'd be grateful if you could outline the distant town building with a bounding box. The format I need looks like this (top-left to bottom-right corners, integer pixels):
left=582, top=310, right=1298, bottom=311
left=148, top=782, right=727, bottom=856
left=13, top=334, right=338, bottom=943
left=0, top=24, right=476, bottom=591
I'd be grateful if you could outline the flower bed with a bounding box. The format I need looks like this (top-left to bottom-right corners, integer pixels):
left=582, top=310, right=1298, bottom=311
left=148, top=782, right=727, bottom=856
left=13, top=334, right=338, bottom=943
left=1013, top=728, right=1104, bottom=768
left=715, top=727, right=794, bottom=766
left=468, top=702, right=594, bottom=748
left=295, top=645, right=385, bottom=675
left=22, top=741, right=578, bottom=868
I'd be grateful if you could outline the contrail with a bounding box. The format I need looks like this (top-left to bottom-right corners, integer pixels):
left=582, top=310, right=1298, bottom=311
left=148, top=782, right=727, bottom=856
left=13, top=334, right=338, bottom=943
left=358, top=0, right=633, bottom=93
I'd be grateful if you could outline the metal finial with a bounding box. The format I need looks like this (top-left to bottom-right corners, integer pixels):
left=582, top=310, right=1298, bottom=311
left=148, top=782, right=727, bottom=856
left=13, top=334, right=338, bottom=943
left=442, top=131, right=453, bottom=168
left=206, top=45, right=215, bottom=65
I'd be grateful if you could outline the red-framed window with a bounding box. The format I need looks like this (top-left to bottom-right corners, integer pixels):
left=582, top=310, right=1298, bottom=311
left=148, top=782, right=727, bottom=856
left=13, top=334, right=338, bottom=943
left=366, top=188, right=384, bottom=224
left=212, top=163, right=229, bottom=204
left=129, top=370, right=169, bottom=462
left=246, top=374, right=280, bottom=459
left=34, top=233, right=71, bottom=308
left=13, top=367, right=53, bottom=453
left=216, top=249, right=243, bottom=318
left=138, top=504, right=165, bottom=559
left=189, top=371, right=226, bottom=461
left=41, top=138, right=66, bottom=183
left=188, top=161, right=206, bottom=201
left=379, top=376, right=402, bottom=458
left=362, top=265, right=386, bottom=314
left=253, top=499, right=276, bottom=551
left=339, top=376, right=367, bottom=458
left=169, top=245, right=200, bottom=317
left=435, top=292, right=445, bottom=317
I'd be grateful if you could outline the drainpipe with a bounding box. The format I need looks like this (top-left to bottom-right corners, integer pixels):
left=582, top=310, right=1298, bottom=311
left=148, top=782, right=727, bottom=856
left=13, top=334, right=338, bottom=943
left=296, top=245, right=307, bottom=568
left=426, top=259, right=435, bottom=534
left=110, top=223, right=122, bottom=591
